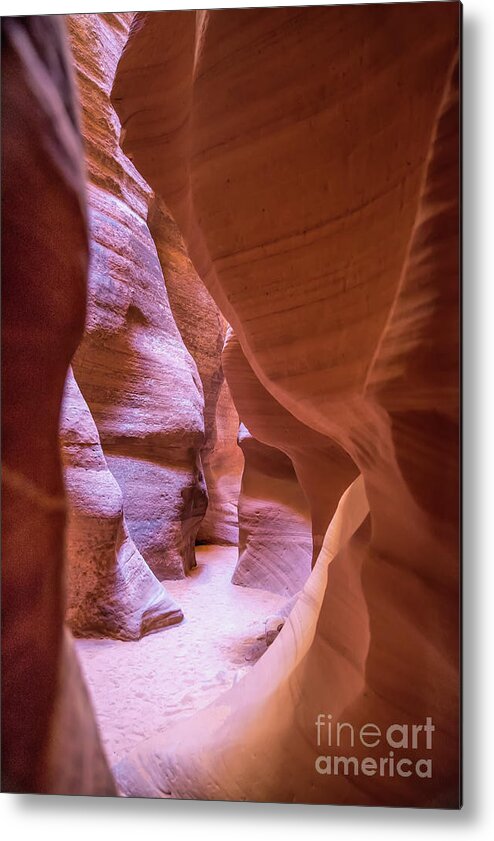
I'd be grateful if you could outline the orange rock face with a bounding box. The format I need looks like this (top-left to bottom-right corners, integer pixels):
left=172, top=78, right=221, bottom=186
left=67, top=13, right=207, bottom=580
left=1, top=15, right=114, bottom=795
left=223, top=329, right=358, bottom=564
left=113, top=4, right=460, bottom=807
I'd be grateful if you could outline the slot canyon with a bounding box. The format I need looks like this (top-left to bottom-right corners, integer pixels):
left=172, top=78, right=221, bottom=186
left=2, top=4, right=460, bottom=808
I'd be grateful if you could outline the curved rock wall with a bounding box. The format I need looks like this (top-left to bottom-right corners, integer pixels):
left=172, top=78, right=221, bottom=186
left=60, top=368, right=183, bottom=639
left=200, top=376, right=243, bottom=545
left=1, top=15, right=114, bottom=795
left=223, top=330, right=358, bottom=564
left=233, top=425, right=312, bottom=596
left=148, top=196, right=243, bottom=546
left=67, top=13, right=206, bottom=580
left=113, top=4, right=460, bottom=807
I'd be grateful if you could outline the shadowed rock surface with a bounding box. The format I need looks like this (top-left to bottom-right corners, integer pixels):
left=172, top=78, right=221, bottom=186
left=1, top=15, right=114, bottom=795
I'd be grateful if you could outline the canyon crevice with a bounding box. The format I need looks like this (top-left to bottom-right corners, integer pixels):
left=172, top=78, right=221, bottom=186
left=233, top=423, right=313, bottom=597
left=67, top=13, right=208, bottom=585
left=2, top=5, right=460, bottom=808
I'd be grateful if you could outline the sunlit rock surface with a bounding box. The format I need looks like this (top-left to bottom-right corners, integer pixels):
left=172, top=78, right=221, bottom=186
left=113, top=3, right=460, bottom=807
left=60, top=368, right=183, bottom=639
left=67, top=13, right=206, bottom=579
left=1, top=15, right=114, bottom=795
left=233, top=425, right=312, bottom=596
left=223, top=330, right=358, bottom=565
left=148, top=196, right=243, bottom=546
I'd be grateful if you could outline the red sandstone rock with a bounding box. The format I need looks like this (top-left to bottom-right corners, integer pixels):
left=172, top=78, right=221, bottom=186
left=1, top=15, right=114, bottom=795
left=60, top=368, right=183, bottom=639
left=223, top=329, right=358, bottom=564
left=67, top=13, right=206, bottom=580
left=113, top=3, right=460, bottom=807
left=200, top=376, right=243, bottom=545
left=223, top=327, right=356, bottom=637
left=44, top=629, right=117, bottom=795
left=148, top=196, right=243, bottom=546
left=233, top=424, right=312, bottom=597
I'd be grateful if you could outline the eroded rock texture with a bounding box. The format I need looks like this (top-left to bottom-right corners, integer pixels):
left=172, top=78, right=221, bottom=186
left=1, top=15, right=114, bottom=795
left=223, top=330, right=358, bottom=565
left=67, top=13, right=206, bottom=580
left=233, top=425, right=312, bottom=596
left=60, top=368, right=183, bottom=639
left=113, top=3, right=460, bottom=807
left=148, top=197, right=243, bottom=546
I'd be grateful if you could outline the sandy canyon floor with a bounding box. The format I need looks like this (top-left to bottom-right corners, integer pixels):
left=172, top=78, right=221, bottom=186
left=76, top=545, right=286, bottom=768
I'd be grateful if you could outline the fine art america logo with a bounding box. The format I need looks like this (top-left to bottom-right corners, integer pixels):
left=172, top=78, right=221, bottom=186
left=314, top=714, right=435, bottom=779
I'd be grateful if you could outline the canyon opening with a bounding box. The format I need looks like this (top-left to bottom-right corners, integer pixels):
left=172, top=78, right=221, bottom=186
left=1, top=4, right=461, bottom=808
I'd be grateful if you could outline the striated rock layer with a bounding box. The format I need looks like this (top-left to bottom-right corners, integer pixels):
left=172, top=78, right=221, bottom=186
left=1, top=15, right=114, bottom=795
left=148, top=196, right=243, bottom=546
left=60, top=368, right=183, bottom=639
left=113, top=3, right=460, bottom=807
left=224, top=324, right=356, bottom=609
left=67, top=12, right=206, bottom=580
left=233, top=425, right=312, bottom=597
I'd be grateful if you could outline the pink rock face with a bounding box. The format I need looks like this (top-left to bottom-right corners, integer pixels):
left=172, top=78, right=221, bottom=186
left=233, top=425, right=312, bottom=597
left=148, top=196, right=243, bottom=546
left=60, top=368, right=183, bottom=639
left=200, top=376, right=243, bottom=545
left=67, top=13, right=206, bottom=579
left=1, top=16, right=114, bottom=795
left=113, top=4, right=460, bottom=807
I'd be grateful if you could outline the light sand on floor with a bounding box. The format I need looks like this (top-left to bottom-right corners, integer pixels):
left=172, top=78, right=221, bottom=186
left=75, top=545, right=286, bottom=766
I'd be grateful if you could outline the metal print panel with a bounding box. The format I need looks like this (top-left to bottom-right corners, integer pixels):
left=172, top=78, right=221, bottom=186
left=1, top=1, right=461, bottom=808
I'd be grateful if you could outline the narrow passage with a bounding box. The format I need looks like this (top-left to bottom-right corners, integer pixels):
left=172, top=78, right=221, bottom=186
left=76, top=545, right=286, bottom=766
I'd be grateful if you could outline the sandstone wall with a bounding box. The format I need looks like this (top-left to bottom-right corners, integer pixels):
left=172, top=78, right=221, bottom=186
left=1, top=15, right=114, bottom=795
left=67, top=13, right=206, bottom=580
left=233, top=425, right=312, bottom=596
left=113, top=4, right=460, bottom=807
left=60, top=367, right=183, bottom=639
left=223, top=330, right=358, bottom=565
left=148, top=196, right=243, bottom=546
